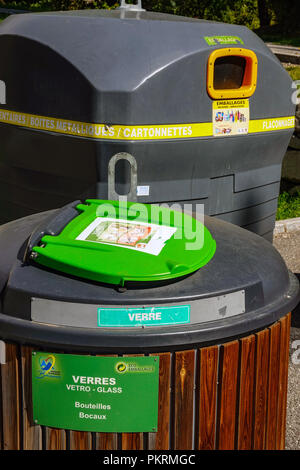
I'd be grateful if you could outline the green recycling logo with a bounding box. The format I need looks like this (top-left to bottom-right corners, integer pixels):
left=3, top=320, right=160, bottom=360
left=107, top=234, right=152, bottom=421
left=115, top=362, right=128, bottom=374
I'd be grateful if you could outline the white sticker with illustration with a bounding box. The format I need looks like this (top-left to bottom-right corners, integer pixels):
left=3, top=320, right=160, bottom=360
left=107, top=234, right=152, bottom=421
left=76, top=218, right=177, bottom=256
left=213, top=99, right=249, bottom=137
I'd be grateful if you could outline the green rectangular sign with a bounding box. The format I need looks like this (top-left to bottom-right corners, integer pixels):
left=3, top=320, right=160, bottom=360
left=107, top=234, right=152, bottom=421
left=204, top=35, right=244, bottom=46
left=98, top=305, right=190, bottom=327
left=32, top=352, right=159, bottom=432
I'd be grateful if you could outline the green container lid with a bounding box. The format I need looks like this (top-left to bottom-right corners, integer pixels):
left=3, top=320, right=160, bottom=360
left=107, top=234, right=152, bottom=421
left=32, top=199, right=216, bottom=286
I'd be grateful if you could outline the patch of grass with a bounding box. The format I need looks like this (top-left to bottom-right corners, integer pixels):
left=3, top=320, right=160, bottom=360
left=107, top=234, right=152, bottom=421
left=0, top=14, right=9, bottom=22
left=285, top=66, right=300, bottom=100
left=277, top=189, right=300, bottom=220
left=285, top=66, right=300, bottom=82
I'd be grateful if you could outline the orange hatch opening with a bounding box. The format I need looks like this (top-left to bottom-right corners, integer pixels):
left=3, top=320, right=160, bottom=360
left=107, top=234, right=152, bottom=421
left=207, top=48, right=258, bottom=99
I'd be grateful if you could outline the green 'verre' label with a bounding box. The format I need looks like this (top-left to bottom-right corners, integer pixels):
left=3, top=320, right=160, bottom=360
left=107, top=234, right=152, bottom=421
left=98, top=305, right=190, bottom=327
left=204, top=35, right=244, bottom=46
left=32, top=353, right=159, bottom=432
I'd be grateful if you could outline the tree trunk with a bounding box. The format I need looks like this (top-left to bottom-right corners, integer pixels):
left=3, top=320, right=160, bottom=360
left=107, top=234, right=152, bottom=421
left=257, top=0, right=270, bottom=27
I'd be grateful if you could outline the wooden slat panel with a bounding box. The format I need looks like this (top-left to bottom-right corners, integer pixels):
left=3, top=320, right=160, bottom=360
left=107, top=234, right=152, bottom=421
left=174, top=350, right=195, bottom=450
left=1, top=343, right=20, bottom=449
left=217, top=340, right=239, bottom=450
left=198, top=345, right=219, bottom=450
left=253, top=328, right=270, bottom=449
left=237, top=335, right=255, bottom=450
left=122, top=432, right=143, bottom=450
left=21, top=346, right=42, bottom=449
left=266, top=321, right=281, bottom=449
left=122, top=354, right=144, bottom=450
left=95, top=354, right=118, bottom=450
left=276, top=313, right=291, bottom=450
left=45, top=428, right=66, bottom=450
left=96, top=432, right=118, bottom=450
left=148, top=352, right=171, bottom=450
left=69, top=430, right=92, bottom=450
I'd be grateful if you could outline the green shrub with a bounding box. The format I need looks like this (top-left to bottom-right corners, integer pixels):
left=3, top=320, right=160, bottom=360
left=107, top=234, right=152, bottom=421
left=141, top=0, right=260, bottom=28
left=50, top=1, right=118, bottom=10
left=277, top=190, right=300, bottom=220
left=0, top=1, right=53, bottom=11
left=286, top=66, right=300, bottom=82
left=1, top=0, right=118, bottom=10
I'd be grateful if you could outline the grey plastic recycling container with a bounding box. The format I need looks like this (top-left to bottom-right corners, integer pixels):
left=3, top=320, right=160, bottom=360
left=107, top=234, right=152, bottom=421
left=0, top=8, right=296, bottom=241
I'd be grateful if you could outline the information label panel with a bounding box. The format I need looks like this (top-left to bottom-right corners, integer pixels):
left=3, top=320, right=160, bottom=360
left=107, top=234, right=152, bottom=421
left=32, top=353, right=159, bottom=432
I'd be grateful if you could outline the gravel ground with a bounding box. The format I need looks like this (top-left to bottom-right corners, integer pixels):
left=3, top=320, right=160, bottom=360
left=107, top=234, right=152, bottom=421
left=273, top=232, right=300, bottom=450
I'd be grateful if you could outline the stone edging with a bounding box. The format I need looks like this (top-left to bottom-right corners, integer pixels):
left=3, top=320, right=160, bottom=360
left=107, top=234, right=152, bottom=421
left=266, top=43, right=300, bottom=65
left=274, top=217, right=300, bottom=235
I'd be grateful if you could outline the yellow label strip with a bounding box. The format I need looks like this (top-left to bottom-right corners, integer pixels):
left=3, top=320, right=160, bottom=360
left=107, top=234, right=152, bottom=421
left=0, top=108, right=295, bottom=141
left=249, top=116, right=295, bottom=133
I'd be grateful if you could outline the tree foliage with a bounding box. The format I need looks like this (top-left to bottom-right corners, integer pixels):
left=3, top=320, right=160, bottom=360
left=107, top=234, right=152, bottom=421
left=1, top=0, right=299, bottom=31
